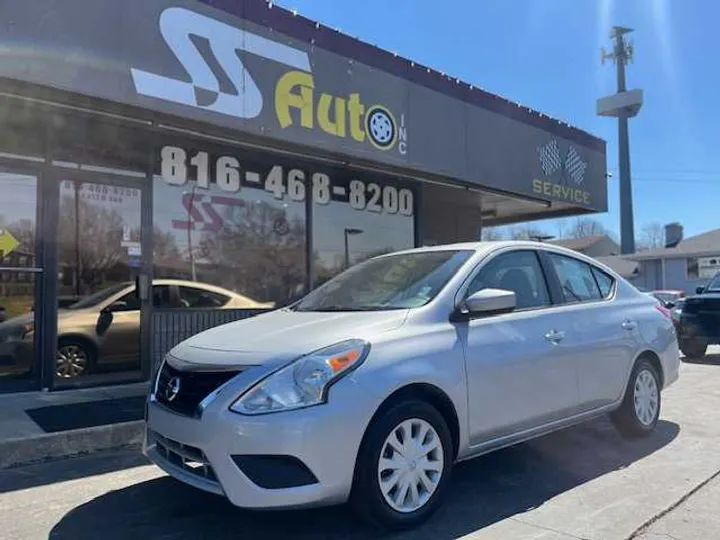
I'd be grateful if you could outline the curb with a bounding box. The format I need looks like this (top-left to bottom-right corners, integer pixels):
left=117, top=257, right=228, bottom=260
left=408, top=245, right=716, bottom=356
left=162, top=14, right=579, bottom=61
left=0, top=420, right=145, bottom=469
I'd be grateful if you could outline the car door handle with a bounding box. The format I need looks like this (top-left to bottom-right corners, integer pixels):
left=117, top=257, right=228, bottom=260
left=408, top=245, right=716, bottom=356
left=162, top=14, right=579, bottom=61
left=545, top=329, right=566, bottom=344
left=622, top=319, right=638, bottom=331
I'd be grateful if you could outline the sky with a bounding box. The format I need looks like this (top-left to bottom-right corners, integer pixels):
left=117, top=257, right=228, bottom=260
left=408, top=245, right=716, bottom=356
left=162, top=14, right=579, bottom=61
left=273, top=0, right=720, bottom=241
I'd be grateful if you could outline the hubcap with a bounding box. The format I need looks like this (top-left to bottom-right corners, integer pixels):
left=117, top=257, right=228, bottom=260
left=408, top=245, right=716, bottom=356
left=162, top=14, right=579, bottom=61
left=377, top=418, right=444, bottom=513
left=56, top=345, right=88, bottom=379
left=634, top=369, right=659, bottom=427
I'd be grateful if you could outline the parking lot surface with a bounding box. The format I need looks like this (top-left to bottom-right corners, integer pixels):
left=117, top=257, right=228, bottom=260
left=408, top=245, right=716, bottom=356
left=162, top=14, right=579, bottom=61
left=2, top=350, right=719, bottom=540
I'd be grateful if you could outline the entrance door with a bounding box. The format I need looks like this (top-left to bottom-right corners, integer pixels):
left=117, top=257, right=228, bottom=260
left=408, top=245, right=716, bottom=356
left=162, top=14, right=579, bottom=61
left=0, top=171, right=41, bottom=391
left=54, top=172, right=147, bottom=386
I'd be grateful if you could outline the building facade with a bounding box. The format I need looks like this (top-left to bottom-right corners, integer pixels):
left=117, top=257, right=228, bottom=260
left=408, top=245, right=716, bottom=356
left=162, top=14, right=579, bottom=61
left=628, top=227, right=720, bottom=294
left=549, top=235, right=620, bottom=258
left=0, top=0, right=607, bottom=393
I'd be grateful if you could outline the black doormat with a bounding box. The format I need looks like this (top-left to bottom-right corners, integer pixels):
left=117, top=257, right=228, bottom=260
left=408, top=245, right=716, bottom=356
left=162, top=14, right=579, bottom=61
left=25, top=396, right=146, bottom=433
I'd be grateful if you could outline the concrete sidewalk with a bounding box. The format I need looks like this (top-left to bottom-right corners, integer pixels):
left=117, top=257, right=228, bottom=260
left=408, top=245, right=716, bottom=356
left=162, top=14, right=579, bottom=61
left=0, top=383, right=147, bottom=469
left=633, top=471, right=720, bottom=540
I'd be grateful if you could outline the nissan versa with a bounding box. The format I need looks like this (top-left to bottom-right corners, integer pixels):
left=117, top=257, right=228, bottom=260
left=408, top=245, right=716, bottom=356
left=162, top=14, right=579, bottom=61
left=145, top=241, right=680, bottom=530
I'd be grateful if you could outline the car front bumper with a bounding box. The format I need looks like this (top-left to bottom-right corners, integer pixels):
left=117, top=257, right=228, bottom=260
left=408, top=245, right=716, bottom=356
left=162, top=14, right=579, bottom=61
left=144, top=375, right=376, bottom=510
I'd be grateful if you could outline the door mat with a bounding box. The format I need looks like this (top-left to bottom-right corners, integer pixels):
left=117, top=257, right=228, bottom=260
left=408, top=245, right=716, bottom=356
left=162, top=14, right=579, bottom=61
left=25, top=396, right=146, bottom=433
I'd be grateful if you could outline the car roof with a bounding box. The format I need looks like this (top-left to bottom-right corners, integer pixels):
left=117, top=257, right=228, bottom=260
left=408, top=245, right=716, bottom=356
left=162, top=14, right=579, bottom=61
left=387, top=240, right=588, bottom=258
left=376, top=240, right=628, bottom=282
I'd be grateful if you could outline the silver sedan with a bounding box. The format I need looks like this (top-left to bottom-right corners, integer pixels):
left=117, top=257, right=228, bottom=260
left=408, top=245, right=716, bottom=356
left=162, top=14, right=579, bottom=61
left=145, top=241, right=680, bottom=530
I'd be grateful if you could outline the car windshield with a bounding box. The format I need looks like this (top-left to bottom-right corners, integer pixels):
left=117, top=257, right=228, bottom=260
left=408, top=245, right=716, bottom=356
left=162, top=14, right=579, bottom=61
left=67, top=283, right=131, bottom=310
left=706, top=276, right=720, bottom=292
left=294, top=250, right=473, bottom=312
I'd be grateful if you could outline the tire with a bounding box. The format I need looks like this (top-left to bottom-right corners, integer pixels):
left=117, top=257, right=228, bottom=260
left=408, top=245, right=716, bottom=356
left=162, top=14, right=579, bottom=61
left=611, top=358, right=661, bottom=438
left=679, top=338, right=707, bottom=360
left=350, top=400, right=454, bottom=531
left=56, top=338, right=94, bottom=379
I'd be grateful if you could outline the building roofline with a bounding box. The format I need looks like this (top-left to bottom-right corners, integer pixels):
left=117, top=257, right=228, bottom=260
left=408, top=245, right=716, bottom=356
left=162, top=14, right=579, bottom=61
left=629, top=249, right=720, bottom=261
left=200, top=0, right=605, bottom=152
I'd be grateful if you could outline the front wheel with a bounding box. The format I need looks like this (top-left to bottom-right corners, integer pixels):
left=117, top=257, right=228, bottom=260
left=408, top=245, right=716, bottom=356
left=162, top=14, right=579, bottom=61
left=679, top=338, right=707, bottom=360
left=611, top=358, right=661, bottom=438
left=350, top=400, right=453, bottom=531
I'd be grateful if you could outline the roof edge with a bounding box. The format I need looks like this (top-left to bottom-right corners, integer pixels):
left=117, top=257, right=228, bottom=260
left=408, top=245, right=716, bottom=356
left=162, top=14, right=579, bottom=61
left=200, top=0, right=606, bottom=152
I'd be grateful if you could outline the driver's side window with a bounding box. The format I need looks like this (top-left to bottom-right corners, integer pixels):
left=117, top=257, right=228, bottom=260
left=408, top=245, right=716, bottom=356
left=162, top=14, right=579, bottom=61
left=466, top=250, right=550, bottom=310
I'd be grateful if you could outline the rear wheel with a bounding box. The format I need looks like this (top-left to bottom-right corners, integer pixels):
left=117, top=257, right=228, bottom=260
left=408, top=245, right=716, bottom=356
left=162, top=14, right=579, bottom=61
left=611, top=358, right=661, bottom=438
left=350, top=400, right=453, bottom=531
left=679, top=338, right=707, bottom=360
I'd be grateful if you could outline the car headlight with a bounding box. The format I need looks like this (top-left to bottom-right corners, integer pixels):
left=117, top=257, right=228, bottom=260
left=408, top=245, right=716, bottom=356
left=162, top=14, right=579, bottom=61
left=230, top=339, right=370, bottom=415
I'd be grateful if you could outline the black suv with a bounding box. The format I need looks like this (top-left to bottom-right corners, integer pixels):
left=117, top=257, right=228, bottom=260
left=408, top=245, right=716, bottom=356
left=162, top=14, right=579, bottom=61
left=678, top=272, right=720, bottom=359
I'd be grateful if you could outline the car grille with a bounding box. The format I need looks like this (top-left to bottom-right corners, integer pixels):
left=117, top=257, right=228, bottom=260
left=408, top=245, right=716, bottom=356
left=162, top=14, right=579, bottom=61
left=154, top=361, right=242, bottom=417
left=151, top=431, right=220, bottom=485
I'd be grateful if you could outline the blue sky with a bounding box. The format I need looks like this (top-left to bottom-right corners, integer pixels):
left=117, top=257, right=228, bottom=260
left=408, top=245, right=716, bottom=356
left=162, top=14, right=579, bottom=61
left=274, top=0, right=718, bottom=241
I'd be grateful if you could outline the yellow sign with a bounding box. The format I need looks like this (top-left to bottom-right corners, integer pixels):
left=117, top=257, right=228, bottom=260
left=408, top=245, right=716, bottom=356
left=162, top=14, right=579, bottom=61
left=274, top=71, right=402, bottom=152
left=0, top=229, right=19, bottom=259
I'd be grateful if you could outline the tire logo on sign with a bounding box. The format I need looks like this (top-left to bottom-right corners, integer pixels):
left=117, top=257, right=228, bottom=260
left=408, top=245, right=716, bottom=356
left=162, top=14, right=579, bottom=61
left=273, top=217, right=290, bottom=236
left=366, top=106, right=397, bottom=150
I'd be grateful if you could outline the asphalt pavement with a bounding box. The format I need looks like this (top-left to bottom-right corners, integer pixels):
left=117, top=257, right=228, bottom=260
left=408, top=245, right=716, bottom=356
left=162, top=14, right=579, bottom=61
left=2, top=350, right=720, bottom=540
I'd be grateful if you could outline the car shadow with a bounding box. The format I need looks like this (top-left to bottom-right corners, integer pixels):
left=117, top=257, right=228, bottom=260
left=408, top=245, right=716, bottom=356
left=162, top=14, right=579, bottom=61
left=681, top=353, right=720, bottom=366
left=0, top=449, right=148, bottom=495
left=49, top=417, right=679, bottom=540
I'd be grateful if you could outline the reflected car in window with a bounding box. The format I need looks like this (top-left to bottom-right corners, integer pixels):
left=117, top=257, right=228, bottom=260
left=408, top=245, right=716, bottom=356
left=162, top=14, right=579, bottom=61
left=145, top=242, right=680, bottom=530
left=0, top=279, right=274, bottom=379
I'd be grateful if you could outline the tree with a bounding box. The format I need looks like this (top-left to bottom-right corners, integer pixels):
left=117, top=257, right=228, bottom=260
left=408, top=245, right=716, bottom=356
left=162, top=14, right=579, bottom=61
left=57, top=193, right=126, bottom=294
left=480, top=227, right=505, bottom=241
left=567, top=218, right=607, bottom=239
left=197, top=200, right=306, bottom=305
left=153, top=227, right=182, bottom=263
left=638, top=222, right=665, bottom=250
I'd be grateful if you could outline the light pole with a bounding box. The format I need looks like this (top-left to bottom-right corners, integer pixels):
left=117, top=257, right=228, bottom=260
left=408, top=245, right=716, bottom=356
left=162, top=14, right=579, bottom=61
left=183, top=184, right=198, bottom=281
left=343, top=228, right=363, bottom=270
left=598, top=26, right=644, bottom=254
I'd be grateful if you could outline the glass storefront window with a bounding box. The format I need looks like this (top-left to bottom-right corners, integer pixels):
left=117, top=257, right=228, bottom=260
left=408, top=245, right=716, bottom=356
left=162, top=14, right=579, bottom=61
left=311, top=171, right=415, bottom=286
left=0, top=173, right=39, bottom=382
left=55, top=178, right=143, bottom=381
left=153, top=144, right=307, bottom=308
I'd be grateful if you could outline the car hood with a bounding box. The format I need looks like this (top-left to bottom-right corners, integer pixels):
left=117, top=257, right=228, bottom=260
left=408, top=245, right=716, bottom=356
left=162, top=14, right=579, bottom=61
left=0, top=312, right=33, bottom=328
left=169, top=309, right=409, bottom=370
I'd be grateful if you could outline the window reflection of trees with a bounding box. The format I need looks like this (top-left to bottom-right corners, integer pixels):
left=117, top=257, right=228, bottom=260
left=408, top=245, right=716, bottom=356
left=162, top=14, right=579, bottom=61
left=57, top=187, right=141, bottom=298
left=197, top=200, right=306, bottom=305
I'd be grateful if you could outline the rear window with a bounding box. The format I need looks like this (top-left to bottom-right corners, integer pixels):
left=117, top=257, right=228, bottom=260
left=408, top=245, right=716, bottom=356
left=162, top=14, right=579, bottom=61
left=547, top=253, right=602, bottom=303
left=591, top=267, right=615, bottom=299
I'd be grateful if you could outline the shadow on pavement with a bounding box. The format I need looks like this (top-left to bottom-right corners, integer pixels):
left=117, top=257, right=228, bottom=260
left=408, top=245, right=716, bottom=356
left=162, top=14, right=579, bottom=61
left=0, top=449, right=148, bottom=495
left=49, top=417, right=679, bottom=540
left=682, top=353, right=720, bottom=366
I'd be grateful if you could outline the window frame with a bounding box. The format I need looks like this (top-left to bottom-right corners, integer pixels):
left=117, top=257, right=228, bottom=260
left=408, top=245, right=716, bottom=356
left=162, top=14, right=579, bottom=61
left=590, top=266, right=616, bottom=299
left=455, top=248, right=555, bottom=316
left=538, top=250, right=617, bottom=306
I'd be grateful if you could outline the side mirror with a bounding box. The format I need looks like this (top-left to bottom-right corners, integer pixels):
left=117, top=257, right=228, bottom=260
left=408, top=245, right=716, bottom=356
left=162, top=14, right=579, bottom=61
left=696, top=286, right=705, bottom=295
left=464, top=288, right=516, bottom=315
left=96, top=310, right=113, bottom=335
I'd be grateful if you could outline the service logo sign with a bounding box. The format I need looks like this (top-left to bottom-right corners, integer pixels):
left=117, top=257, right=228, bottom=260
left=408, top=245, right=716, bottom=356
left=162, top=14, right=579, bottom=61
left=533, top=138, right=591, bottom=205
left=131, top=7, right=408, bottom=155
